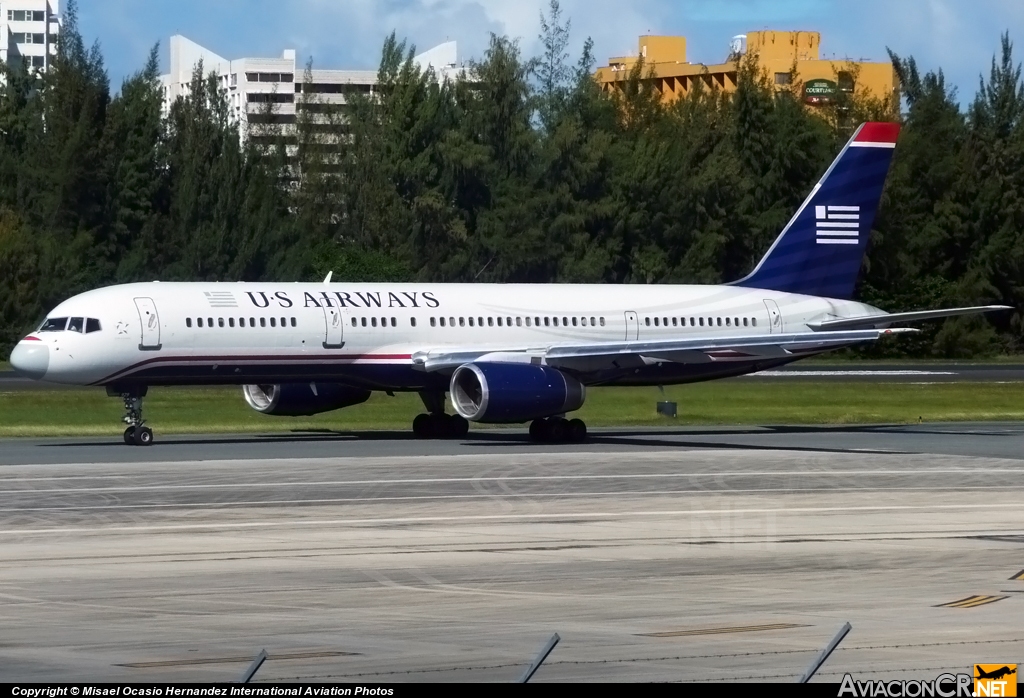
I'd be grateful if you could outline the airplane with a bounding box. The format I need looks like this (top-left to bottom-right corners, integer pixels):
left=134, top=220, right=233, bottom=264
left=976, top=666, right=1016, bottom=681
left=8, top=122, right=1011, bottom=446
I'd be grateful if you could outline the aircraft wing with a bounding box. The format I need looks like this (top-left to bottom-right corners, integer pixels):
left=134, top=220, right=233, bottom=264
left=411, top=328, right=915, bottom=373
left=807, top=305, right=1011, bottom=331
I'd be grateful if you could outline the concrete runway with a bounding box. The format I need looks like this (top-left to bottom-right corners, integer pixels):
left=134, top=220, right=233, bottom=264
left=1, top=427, right=1023, bottom=683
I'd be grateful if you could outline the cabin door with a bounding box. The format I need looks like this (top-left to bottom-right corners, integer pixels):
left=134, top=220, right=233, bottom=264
left=624, top=311, right=639, bottom=341
left=322, top=305, right=344, bottom=348
left=763, top=299, right=783, bottom=334
left=134, top=297, right=161, bottom=350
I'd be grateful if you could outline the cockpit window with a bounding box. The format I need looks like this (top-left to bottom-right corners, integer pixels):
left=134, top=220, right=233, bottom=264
left=67, top=317, right=85, bottom=333
left=86, top=318, right=101, bottom=333
left=38, top=317, right=68, bottom=332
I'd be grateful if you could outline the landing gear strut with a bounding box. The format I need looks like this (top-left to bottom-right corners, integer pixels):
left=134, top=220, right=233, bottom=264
left=529, top=417, right=587, bottom=443
left=412, top=390, right=470, bottom=439
left=111, top=387, right=153, bottom=446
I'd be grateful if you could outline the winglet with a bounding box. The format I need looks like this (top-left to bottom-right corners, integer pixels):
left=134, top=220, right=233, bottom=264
left=323, top=271, right=333, bottom=284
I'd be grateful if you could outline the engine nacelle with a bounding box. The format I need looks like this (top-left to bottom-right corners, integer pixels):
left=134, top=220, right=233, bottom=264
left=450, top=362, right=585, bottom=423
left=242, top=383, right=371, bottom=416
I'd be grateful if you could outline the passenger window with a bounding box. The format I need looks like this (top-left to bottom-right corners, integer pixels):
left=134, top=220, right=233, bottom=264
left=516, top=317, right=522, bottom=327
left=743, top=318, right=748, bottom=327
left=430, top=317, right=436, bottom=327
left=291, top=318, right=297, bottom=327
left=591, top=317, right=596, bottom=326
left=270, top=317, right=276, bottom=328
left=690, top=318, right=695, bottom=326
left=572, top=317, right=578, bottom=326
left=219, top=318, right=225, bottom=328
left=361, top=318, right=367, bottom=327
left=717, top=318, right=722, bottom=326
left=487, top=317, right=493, bottom=327
left=600, top=317, right=605, bottom=326
left=240, top=317, right=245, bottom=327
left=752, top=317, right=757, bottom=327
left=482, top=317, right=486, bottom=327
left=496, top=317, right=502, bottom=327
left=562, top=317, right=568, bottom=326
left=260, top=318, right=266, bottom=327
left=249, top=318, right=255, bottom=327
left=198, top=318, right=204, bottom=328
left=391, top=318, right=396, bottom=327
left=726, top=318, right=731, bottom=326
left=381, top=317, right=386, bottom=327
left=86, top=318, right=101, bottom=333
left=450, top=317, right=455, bottom=326
left=646, top=318, right=651, bottom=326
left=229, top=318, right=235, bottom=328
left=469, top=317, right=475, bottom=327
left=207, top=317, right=213, bottom=327
left=411, top=317, right=416, bottom=327
left=186, top=318, right=193, bottom=328
left=371, top=317, right=377, bottom=327
left=439, top=317, right=445, bottom=327
left=525, top=317, right=531, bottom=327
left=699, top=318, right=704, bottom=327
left=672, top=318, right=677, bottom=326
left=459, top=317, right=465, bottom=327
left=543, top=317, right=550, bottom=327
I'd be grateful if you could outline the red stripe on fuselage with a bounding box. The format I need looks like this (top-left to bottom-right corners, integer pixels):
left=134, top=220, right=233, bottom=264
left=91, top=352, right=414, bottom=385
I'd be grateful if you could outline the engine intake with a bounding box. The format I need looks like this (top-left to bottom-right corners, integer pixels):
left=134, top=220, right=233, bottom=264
left=450, top=362, right=585, bottom=423
left=242, top=383, right=371, bottom=416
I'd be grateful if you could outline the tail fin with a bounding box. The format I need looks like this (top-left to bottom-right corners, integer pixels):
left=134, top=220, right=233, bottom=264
left=730, top=122, right=900, bottom=299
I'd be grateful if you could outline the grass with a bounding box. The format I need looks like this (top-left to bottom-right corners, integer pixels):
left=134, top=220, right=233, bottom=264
left=1, top=381, right=1023, bottom=437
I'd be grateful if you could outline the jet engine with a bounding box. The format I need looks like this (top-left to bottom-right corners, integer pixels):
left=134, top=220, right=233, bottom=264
left=242, top=383, right=371, bottom=416
left=449, top=362, right=585, bottom=423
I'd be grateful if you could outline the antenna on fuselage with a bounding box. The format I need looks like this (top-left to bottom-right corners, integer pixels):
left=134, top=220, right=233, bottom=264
left=323, top=271, right=333, bottom=284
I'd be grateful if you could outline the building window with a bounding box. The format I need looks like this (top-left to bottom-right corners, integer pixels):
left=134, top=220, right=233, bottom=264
left=31, top=56, right=44, bottom=68
left=838, top=71, right=855, bottom=93
left=33, top=11, right=46, bottom=21
left=774, top=72, right=792, bottom=85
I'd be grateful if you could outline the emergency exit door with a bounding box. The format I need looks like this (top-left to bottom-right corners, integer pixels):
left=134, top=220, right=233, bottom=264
left=322, top=305, right=344, bottom=348
left=134, top=297, right=161, bottom=350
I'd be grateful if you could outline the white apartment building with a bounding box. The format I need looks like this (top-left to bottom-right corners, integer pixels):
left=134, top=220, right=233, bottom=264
left=160, top=35, right=462, bottom=140
left=0, top=0, right=60, bottom=72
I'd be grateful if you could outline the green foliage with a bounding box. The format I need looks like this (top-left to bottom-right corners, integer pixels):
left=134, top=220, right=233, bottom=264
left=0, top=4, right=1022, bottom=358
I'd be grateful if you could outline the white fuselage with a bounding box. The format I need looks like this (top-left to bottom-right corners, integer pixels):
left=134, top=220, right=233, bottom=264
left=20, top=281, right=880, bottom=390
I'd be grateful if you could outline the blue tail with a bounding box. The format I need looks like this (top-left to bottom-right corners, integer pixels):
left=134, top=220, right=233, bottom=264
left=730, top=122, right=900, bottom=299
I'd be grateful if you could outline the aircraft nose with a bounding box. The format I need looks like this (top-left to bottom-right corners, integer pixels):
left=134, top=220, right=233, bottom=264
left=10, top=341, right=49, bottom=380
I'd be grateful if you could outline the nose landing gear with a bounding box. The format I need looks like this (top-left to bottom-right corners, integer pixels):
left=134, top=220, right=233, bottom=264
left=110, top=386, right=153, bottom=446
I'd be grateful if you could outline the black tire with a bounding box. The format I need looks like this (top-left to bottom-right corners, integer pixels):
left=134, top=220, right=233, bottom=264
left=123, top=427, right=136, bottom=445
left=567, top=418, right=587, bottom=443
left=448, top=414, right=470, bottom=439
left=428, top=413, right=449, bottom=439
left=547, top=418, right=567, bottom=443
left=134, top=426, right=154, bottom=446
left=529, top=419, right=549, bottom=442
left=412, top=413, right=432, bottom=439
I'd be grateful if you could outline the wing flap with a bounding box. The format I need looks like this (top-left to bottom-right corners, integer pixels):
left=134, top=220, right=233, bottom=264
left=412, top=328, right=915, bottom=373
left=807, top=305, right=1011, bottom=331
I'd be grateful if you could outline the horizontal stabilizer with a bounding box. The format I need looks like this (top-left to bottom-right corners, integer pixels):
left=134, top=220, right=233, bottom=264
left=807, top=305, right=1012, bottom=331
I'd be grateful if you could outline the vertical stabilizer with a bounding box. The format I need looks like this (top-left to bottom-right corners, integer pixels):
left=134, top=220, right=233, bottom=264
left=730, top=122, right=900, bottom=299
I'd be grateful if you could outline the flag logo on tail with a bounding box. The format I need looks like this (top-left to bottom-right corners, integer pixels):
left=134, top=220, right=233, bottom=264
left=816, top=205, right=860, bottom=245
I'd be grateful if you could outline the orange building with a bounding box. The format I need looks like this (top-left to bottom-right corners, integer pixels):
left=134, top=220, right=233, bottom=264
left=595, top=31, right=897, bottom=106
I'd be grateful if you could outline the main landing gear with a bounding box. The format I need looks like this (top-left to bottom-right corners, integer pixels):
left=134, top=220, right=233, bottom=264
left=112, top=387, right=154, bottom=446
left=529, top=417, right=587, bottom=443
left=412, top=390, right=470, bottom=439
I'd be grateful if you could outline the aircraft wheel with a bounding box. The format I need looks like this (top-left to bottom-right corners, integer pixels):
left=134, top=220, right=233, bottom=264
left=412, top=413, right=432, bottom=439
left=448, top=414, right=470, bottom=439
left=133, top=426, right=154, bottom=446
left=123, top=426, right=136, bottom=445
left=529, top=419, right=549, bottom=442
left=547, top=418, right=567, bottom=443
left=428, top=413, right=450, bottom=439
left=567, top=418, right=587, bottom=443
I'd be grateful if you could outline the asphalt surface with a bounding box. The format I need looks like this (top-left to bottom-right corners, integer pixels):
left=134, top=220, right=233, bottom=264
left=2, top=422, right=1024, bottom=465
left=1, top=427, right=1022, bottom=682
